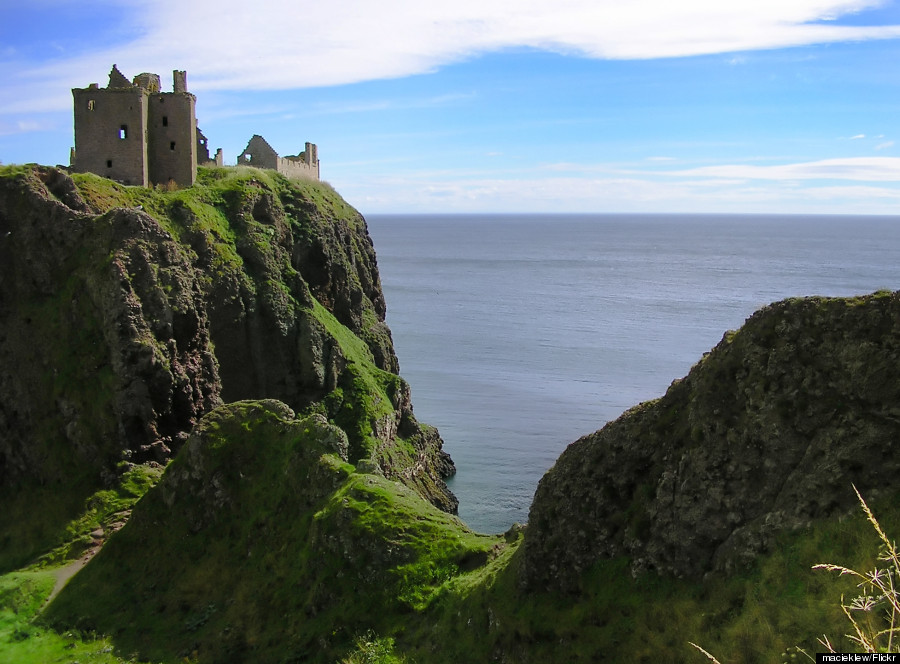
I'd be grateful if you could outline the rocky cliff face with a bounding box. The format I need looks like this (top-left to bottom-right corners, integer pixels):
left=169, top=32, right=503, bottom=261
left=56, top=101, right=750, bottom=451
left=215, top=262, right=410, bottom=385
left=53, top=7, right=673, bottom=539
left=523, top=292, right=900, bottom=592
left=0, top=165, right=456, bottom=539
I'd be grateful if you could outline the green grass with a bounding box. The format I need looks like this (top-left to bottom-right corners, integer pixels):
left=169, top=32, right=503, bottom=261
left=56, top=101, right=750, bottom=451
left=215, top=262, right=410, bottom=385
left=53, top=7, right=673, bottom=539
left=0, top=163, right=36, bottom=177
left=32, top=464, right=164, bottom=569
left=393, top=493, right=900, bottom=664
left=0, top=465, right=164, bottom=664
left=0, top=570, right=137, bottom=664
left=311, top=299, right=403, bottom=461
left=0, top=242, right=121, bottom=573
left=42, top=400, right=501, bottom=664
left=7, top=409, right=900, bottom=664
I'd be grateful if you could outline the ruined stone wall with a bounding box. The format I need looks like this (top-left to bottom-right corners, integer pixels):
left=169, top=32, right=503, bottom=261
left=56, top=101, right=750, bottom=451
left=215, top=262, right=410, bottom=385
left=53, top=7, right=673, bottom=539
left=238, top=135, right=279, bottom=170
left=238, top=135, right=320, bottom=180
left=276, top=155, right=319, bottom=180
left=72, top=67, right=201, bottom=188
left=72, top=85, right=150, bottom=186
left=147, top=89, right=197, bottom=187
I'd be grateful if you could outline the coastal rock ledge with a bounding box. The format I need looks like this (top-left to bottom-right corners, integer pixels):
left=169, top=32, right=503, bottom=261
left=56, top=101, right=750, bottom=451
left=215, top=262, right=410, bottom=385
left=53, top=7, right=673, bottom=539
left=523, top=291, right=900, bottom=592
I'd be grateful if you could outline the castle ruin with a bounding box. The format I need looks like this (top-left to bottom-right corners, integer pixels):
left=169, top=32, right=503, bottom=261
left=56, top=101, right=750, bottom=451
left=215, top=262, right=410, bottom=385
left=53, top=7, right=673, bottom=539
left=71, top=66, right=319, bottom=187
left=237, top=135, right=320, bottom=181
left=71, top=65, right=222, bottom=188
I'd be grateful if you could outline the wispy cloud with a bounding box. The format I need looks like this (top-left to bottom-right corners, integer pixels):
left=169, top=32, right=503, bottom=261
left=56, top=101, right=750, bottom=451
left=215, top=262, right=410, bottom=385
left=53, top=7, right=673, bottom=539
left=875, top=141, right=895, bottom=151
left=339, top=170, right=900, bottom=214
left=849, top=134, right=866, bottom=139
left=3, top=0, right=900, bottom=115
left=667, top=157, right=900, bottom=181
left=0, top=119, right=49, bottom=136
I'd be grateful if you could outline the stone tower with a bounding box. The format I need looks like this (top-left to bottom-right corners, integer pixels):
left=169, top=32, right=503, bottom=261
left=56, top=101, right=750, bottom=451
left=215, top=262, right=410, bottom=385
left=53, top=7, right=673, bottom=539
left=72, top=66, right=198, bottom=187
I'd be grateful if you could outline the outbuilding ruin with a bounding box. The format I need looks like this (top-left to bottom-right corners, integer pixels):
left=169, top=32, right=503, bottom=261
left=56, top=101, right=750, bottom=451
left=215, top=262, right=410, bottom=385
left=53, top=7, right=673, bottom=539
left=237, top=135, right=320, bottom=181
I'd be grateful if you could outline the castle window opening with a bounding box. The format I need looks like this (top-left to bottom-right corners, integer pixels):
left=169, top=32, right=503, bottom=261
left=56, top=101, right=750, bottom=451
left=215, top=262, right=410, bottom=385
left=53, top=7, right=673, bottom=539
left=170, top=141, right=176, bottom=151
left=87, top=100, right=95, bottom=111
left=106, top=160, right=112, bottom=168
left=119, top=125, right=128, bottom=139
left=162, top=116, right=168, bottom=127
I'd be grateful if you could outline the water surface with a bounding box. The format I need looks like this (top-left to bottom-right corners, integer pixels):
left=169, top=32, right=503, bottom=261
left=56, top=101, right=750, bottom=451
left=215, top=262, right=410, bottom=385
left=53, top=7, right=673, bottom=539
left=367, top=214, right=900, bottom=533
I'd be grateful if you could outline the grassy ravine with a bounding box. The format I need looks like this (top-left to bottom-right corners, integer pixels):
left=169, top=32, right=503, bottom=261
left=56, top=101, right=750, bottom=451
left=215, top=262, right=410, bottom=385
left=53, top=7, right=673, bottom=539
left=42, top=400, right=501, bottom=664
left=6, top=402, right=900, bottom=662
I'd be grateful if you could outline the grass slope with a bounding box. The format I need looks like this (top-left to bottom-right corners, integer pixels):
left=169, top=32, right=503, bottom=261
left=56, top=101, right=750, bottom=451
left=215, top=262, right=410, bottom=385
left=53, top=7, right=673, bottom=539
left=43, top=400, right=500, bottom=664
left=35, top=403, right=900, bottom=663
left=398, top=497, right=900, bottom=663
left=0, top=465, right=163, bottom=664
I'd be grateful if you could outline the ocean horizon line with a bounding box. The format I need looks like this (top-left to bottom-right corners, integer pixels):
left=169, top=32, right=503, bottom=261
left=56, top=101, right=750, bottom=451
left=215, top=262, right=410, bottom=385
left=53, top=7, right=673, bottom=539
left=366, top=211, right=900, bottom=221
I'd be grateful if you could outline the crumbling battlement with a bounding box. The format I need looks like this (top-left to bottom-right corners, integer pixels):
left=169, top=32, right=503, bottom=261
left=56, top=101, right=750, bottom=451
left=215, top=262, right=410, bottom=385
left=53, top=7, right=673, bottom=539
left=71, top=65, right=219, bottom=188
left=237, top=134, right=320, bottom=181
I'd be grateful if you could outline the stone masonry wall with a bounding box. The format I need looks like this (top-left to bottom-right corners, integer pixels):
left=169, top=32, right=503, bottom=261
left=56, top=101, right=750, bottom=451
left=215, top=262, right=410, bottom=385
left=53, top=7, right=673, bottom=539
left=72, top=84, right=150, bottom=186
left=72, top=67, right=198, bottom=188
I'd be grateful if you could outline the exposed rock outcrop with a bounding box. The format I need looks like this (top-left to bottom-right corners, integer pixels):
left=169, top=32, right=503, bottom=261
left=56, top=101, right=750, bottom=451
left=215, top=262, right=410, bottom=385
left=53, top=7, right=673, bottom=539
left=0, top=167, right=220, bottom=485
left=0, top=165, right=455, bottom=523
left=523, top=292, right=900, bottom=591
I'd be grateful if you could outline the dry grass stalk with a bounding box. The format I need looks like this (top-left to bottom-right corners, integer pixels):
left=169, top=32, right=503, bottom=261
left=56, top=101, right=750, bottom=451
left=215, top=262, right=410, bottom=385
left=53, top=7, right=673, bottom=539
left=813, top=485, right=900, bottom=653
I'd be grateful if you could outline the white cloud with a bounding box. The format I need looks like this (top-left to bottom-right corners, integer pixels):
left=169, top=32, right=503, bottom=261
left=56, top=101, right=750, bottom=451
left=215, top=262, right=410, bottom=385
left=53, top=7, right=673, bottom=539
left=668, top=157, right=900, bottom=181
left=0, top=119, right=49, bottom=136
left=849, top=134, right=867, bottom=139
left=4, top=0, right=900, bottom=114
left=875, top=141, right=895, bottom=151
left=334, top=156, right=900, bottom=214
left=332, top=152, right=900, bottom=214
left=339, top=169, right=900, bottom=214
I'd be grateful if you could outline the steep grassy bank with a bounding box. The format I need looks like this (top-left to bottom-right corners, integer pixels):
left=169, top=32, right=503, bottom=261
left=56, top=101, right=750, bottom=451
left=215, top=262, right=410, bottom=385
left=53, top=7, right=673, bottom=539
left=6, top=449, right=896, bottom=663
left=396, top=493, right=900, bottom=663
left=44, top=400, right=500, bottom=664
left=0, top=464, right=163, bottom=664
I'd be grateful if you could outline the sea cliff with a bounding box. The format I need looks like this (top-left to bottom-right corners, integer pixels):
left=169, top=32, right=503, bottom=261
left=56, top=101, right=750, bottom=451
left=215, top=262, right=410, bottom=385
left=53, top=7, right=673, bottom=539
left=3, top=164, right=900, bottom=663
left=0, top=165, right=456, bottom=570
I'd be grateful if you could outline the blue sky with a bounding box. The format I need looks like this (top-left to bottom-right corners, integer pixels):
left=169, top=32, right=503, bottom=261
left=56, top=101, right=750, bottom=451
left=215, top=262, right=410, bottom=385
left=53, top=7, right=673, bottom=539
left=1, top=0, right=899, bottom=214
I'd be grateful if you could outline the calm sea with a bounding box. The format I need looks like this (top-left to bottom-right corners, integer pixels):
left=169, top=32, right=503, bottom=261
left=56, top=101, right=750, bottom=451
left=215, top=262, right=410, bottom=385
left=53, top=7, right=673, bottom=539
left=366, top=214, right=900, bottom=534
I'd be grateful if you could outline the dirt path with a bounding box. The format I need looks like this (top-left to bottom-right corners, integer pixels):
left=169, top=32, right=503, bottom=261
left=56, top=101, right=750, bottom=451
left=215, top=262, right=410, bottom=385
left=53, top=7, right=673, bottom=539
left=43, top=530, right=104, bottom=606
left=43, top=512, right=131, bottom=608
